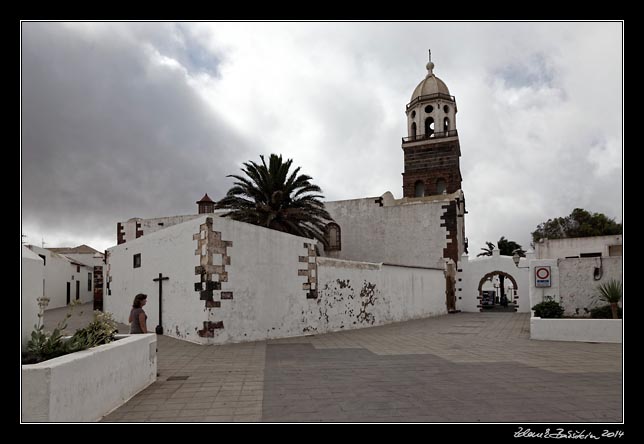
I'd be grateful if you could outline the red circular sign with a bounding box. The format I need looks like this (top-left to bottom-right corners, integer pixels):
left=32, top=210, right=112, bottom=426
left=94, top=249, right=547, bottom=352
left=536, top=267, right=550, bottom=279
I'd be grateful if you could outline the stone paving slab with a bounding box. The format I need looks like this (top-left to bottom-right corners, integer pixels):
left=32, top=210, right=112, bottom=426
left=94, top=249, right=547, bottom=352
left=39, top=303, right=622, bottom=423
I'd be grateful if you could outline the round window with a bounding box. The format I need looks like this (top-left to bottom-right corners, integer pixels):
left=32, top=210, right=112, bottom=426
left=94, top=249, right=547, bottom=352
left=424, top=105, right=433, bottom=113
left=443, top=105, right=450, bottom=113
left=411, top=110, right=416, bottom=119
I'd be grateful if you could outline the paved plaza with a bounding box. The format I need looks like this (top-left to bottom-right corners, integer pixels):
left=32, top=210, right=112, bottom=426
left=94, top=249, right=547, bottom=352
left=42, top=303, right=622, bottom=423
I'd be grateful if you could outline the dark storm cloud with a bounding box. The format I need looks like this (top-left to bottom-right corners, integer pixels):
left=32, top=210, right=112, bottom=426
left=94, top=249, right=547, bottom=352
left=21, top=23, right=254, bottom=246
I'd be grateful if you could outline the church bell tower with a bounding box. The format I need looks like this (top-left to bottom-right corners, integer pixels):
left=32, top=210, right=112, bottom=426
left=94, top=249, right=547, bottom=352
left=402, top=54, right=462, bottom=198
left=401, top=53, right=467, bottom=274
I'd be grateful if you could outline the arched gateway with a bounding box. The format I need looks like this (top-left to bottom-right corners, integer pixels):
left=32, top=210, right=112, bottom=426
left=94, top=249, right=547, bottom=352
left=477, top=270, right=519, bottom=312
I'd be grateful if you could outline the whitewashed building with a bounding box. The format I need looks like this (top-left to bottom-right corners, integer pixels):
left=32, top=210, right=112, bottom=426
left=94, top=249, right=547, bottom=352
left=47, top=245, right=105, bottom=310
left=105, top=215, right=446, bottom=345
left=21, top=246, right=43, bottom=348
left=26, top=245, right=94, bottom=309
left=535, top=235, right=622, bottom=259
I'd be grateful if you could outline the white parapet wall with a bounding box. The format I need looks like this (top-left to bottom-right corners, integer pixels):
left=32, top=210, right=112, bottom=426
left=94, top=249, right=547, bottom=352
left=312, top=258, right=447, bottom=333
left=21, top=333, right=157, bottom=422
left=530, top=318, right=622, bottom=343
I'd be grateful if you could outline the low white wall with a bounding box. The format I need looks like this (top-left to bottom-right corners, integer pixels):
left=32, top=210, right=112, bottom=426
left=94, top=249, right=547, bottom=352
left=558, top=257, right=622, bottom=317
left=22, top=247, right=43, bottom=349
left=309, top=258, right=447, bottom=334
left=21, top=334, right=157, bottom=422
left=530, top=318, right=622, bottom=343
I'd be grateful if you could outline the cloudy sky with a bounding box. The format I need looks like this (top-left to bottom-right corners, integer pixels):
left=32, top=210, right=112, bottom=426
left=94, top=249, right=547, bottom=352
left=21, top=21, right=622, bottom=256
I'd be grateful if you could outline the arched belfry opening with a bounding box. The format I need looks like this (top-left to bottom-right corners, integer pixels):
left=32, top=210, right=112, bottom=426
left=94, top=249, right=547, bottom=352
left=414, top=180, right=425, bottom=197
left=425, top=117, right=434, bottom=137
left=477, top=271, right=519, bottom=312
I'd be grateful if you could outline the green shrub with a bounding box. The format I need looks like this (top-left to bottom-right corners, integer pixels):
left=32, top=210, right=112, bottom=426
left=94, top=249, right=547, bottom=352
left=531, top=300, right=564, bottom=318
left=595, top=279, right=622, bottom=319
left=590, top=304, right=622, bottom=319
left=24, top=299, right=118, bottom=364
left=26, top=297, right=73, bottom=362
left=65, top=311, right=118, bottom=353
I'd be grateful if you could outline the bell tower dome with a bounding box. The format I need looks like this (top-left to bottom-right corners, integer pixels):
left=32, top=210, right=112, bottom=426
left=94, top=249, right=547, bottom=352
left=402, top=53, right=462, bottom=198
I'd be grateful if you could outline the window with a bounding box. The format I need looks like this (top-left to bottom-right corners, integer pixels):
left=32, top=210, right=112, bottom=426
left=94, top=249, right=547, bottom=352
left=410, top=110, right=416, bottom=119
left=325, top=223, right=341, bottom=251
left=411, top=122, right=417, bottom=138
left=88, top=273, right=92, bottom=291
left=424, top=105, right=433, bottom=113
left=414, top=180, right=425, bottom=197
left=580, top=252, right=601, bottom=258
left=443, top=105, right=450, bottom=113
left=76, top=265, right=80, bottom=273
left=436, top=179, right=447, bottom=194
left=38, top=254, right=46, bottom=266
left=133, top=253, right=141, bottom=268
left=444, top=117, right=450, bottom=132
left=608, top=245, right=622, bottom=256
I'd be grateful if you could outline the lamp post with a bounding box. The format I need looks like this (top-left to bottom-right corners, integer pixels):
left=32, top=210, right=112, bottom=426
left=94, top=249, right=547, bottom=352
left=512, top=251, right=521, bottom=267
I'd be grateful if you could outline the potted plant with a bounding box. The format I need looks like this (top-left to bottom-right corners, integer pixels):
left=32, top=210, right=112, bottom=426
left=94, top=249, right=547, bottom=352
left=596, top=279, right=622, bottom=319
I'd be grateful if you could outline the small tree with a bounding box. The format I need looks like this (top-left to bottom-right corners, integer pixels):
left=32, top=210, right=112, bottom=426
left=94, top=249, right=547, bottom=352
left=596, top=279, right=622, bottom=319
left=531, top=208, right=622, bottom=245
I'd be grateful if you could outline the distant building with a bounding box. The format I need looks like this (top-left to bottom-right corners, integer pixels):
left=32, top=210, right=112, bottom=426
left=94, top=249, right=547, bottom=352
left=26, top=245, right=97, bottom=310
left=535, top=235, right=622, bottom=259
left=21, top=246, right=43, bottom=348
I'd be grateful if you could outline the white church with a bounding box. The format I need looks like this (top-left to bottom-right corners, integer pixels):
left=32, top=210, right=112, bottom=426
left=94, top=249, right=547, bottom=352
left=104, top=57, right=479, bottom=345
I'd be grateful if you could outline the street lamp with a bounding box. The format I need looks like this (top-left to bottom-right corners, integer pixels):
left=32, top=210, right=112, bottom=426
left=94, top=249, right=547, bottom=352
left=512, top=251, right=521, bottom=267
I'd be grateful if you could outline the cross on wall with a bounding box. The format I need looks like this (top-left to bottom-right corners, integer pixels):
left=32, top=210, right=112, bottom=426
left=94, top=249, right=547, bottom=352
left=153, top=273, right=169, bottom=335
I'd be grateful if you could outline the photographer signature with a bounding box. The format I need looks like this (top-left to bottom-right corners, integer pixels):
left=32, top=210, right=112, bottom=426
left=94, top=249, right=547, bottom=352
left=514, top=427, right=624, bottom=439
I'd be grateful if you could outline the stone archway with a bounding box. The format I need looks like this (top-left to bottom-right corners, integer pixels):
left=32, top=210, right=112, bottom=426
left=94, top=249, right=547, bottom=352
left=477, top=270, right=519, bottom=311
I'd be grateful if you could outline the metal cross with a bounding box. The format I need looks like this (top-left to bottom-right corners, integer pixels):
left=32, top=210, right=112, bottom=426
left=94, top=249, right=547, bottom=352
left=153, top=273, right=169, bottom=335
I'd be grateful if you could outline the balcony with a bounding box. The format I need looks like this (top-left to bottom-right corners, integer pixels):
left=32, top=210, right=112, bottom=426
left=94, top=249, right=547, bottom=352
left=402, top=129, right=458, bottom=143
left=406, top=93, right=456, bottom=110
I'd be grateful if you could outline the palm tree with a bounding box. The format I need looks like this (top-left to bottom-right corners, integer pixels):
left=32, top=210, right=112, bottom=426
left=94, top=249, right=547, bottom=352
left=497, top=236, right=526, bottom=257
left=596, top=279, right=622, bottom=319
left=215, top=154, right=333, bottom=247
left=477, top=241, right=495, bottom=257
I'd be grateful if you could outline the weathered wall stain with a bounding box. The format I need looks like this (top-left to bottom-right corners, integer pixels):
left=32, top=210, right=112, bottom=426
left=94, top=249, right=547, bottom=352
left=357, top=281, right=377, bottom=324
left=306, top=278, right=380, bottom=330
